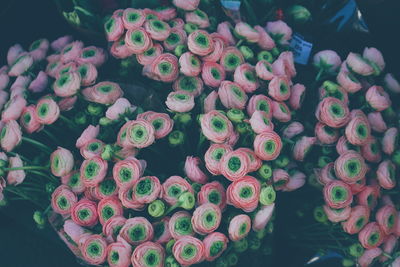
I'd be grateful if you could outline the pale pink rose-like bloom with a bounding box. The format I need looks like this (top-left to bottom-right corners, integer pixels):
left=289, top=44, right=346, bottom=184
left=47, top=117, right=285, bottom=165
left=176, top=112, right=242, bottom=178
left=272, top=168, right=290, bottom=190
left=63, top=220, right=86, bottom=244
left=220, top=149, right=250, bottom=181
left=82, top=82, right=123, bottom=105
left=112, top=157, right=145, bottom=189
left=313, top=50, right=341, bottom=73
left=358, top=248, right=382, bottom=267
left=80, top=157, right=108, bottom=187
left=203, top=232, right=228, bottom=262
left=255, top=60, right=274, bottom=80
left=106, top=98, right=136, bottom=121
left=78, top=46, right=107, bottom=67
left=76, top=125, right=100, bottom=148
left=131, top=176, right=161, bottom=204
left=9, top=86, right=25, bottom=99
left=184, top=156, right=208, bottom=184
left=345, top=111, right=371, bottom=146
left=272, top=101, right=291, bottom=122
left=106, top=240, right=132, bottom=267
left=367, top=112, right=387, bottom=133
left=140, top=112, right=173, bottom=139
left=253, top=131, right=282, bottom=161
left=1, top=120, right=22, bottom=152
left=268, top=76, right=291, bottom=101
left=334, top=151, right=367, bottom=184
left=337, top=66, right=362, bottom=93
left=204, top=144, right=232, bottom=176
left=170, top=18, right=185, bottom=30
left=156, top=6, right=177, bottom=21
left=165, top=91, right=195, bottom=113
left=58, top=96, right=77, bottom=112
left=78, top=63, right=98, bottom=86
left=266, top=20, right=292, bottom=45
left=111, top=38, right=134, bottom=59
left=7, top=44, right=24, bottom=66
left=142, top=53, right=179, bottom=82
left=51, top=147, right=74, bottom=177
left=200, top=110, right=233, bottom=143
left=0, top=73, right=9, bottom=91
left=218, top=80, right=248, bottom=109
left=1, top=95, right=27, bottom=122
left=122, top=8, right=145, bottom=30
left=225, top=130, right=239, bottom=147
left=359, top=222, right=384, bottom=249
left=227, top=176, right=260, bottom=212
left=380, top=235, right=398, bottom=262
left=323, top=205, right=351, bottom=223
left=10, top=75, right=31, bottom=90
left=203, top=90, right=219, bottom=113
left=163, top=28, right=187, bottom=52
left=202, top=35, right=224, bottom=63
left=235, top=22, right=260, bottom=43
left=315, top=97, right=350, bottom=128
left=289, top=83, right=306, bottom=110
left=342, top=205, right=370, bottom=234
left=179, top=52, right=201, bottom=77
left=45, top=60, right=63, bottom=78
left=282, top=171, right=306, bottom=192
left=188, top=30, right=214, bottom=56
left=254, top=25, right=275, bottom=50
left=51, top=35, right=73, bottom=52
left=323, top=180, right=353, bottom=209
left=172, top=0, right=200, bottom=11
left=60, top=41, right=84, bottom=63
left=131, top=242, right=164, bottom=267
left=79, top=234, right=108, bottom=265
left=53, top=71, right=81, bottom=97
left=137, top=44, right=164, bottom=66
left=191, top=203, right=221, bottom=235
left=361, top=137, right=382, bottom=163
left=29, top=48, right=47, bottom=62
left=234, top=63, right=259, bottom=93
left=376, top=160, right=396, bottom=190
left=277, top=51, right=296, bottom=78
left=185, top=10, right=210, bottom=28
left=346, top=52, right=374, bottom=76
left=105, top=15, right=125, bottom=42
left=382, top=127, right=398, bottom=155
left=363, top=47, right=385, bottom=72
left=173, top=236, right=204, bottom=266
left=197, top=181, right=227, bottom=211
left=7, top=155, right=26, bottom=185
left=217, top=22, right=235, bottom=45
left=144, top=19, right=171, bottom=41
left=51, top=185, right=77, bottom=216
left=249, top=111, right=274, bottom=134
left=357, top=186, right=379, bottom=210
left=202, top=62, right=226, bottom=88
left=173, top=76, right=204, bottom=97
left=315, top=122, right=339, bottom=144
left=376, top=205, right=397, bottom=235
left=228, top=214, right=251, bottom=241
left=152, top=217, right=172, bottom=244
left=162, top=176, right=193, bottom=206
left=35, top=97, right=60, bottom=125
left=253, top=203, right=275, bottom=231
left=384, top=73, right=400, bottom=93
left=8, top=53, right=33, bottom=77
left=220, top=46, right=244, bottom=72
left=28, top=71, right=48, bottom=93
left=366, top=85, right=391, bottom=111
left=46, top=54, right=60, bottom=63
left=283, top=121, right=304, bottom=139
left=17, top=103, right=41, bottom=134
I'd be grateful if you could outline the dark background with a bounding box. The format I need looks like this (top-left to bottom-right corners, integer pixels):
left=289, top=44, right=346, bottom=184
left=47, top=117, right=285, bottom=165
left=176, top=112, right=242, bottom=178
left=0, top=0, right=399, bottom=266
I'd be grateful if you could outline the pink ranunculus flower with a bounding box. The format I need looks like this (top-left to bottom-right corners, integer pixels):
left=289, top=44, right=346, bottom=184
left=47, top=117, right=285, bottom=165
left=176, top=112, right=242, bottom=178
left=172, top=0, right=200, bottom=11
left=28, top=71, right=48, bottom=93
left=283, top=121, right=304, bottom=139
left=367, top=112, right=387, bottom=133
left=228, top=214, right=251, bottom=241
left=346, top=52, right=374, bottom=76
left=363, top=47, right=385, bottom=72
left=226, top=176, right=260, bottom=212
left=191, top=203, right=221, bottom=235
left=323, top=180, right=353, bottom=209
left=253, top=203, right=275, bottom=231
left=131, top=242, right=164, bottom=267
left=1, top=95, right=27, bottom=122
left=0, top=73, right=9, bottom=91
left=235, top=22, right=260, bottom=43
left=60, top=41, right=84, bottom=63
left=187, top=30, right=214, bottom=56
left=366, top=85, right=391, bottom=111
left=255, top=60, right=274, bottom=81
left=165, top=91, right=195, bottom=113
left=203, top=91, right=219, bottom=113
left=358, top=248, right=382, bottom=267
left=234, top=63, right=259, bottom=93
left=266, top=20, right=292, bottom=45
left=313, top=50, right=341, bottom=73
left=289, top=83, right=306, bottom=110
left=8, top=53, right=33, bottom=77
left=7, top=44, right=24, bottom=66
left=82, top=82, right=123, bottom=105
left=0, top=120, right=22, bottom=152
left=51, top=147, right=74, bottom=177
left=184, top=156, right=208, bottom=184
left=106, top=98, right=136, bottom=121
left=254, top=25, right=275, bottom=50
left=217, top=22, right=235, bottom=45
left=51, top=35, right=73, bottom=52
left=384, top=73, right=400, bottom=93
left=323, top=205, right=351, bottom=223
left=358, top=222, right=384, bottom=249
left=6, top=155, right=26, bottom=185
left=179, top=52, right=201, bottom=77
left=200, top=110, right=233, bottom=143
left=203, top=232, right=228, bottom=262
left=35, top=97, right=60, bottom=125
left=382, top=127, right=398, bottom=155
left=185, top=10, right=210, bottom=29
left=249, top=111, right=274, bottom=134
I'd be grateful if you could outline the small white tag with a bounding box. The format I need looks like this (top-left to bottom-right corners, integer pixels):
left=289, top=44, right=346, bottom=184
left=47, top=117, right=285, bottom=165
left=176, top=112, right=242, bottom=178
left=290, top=33, right=313, bottom=65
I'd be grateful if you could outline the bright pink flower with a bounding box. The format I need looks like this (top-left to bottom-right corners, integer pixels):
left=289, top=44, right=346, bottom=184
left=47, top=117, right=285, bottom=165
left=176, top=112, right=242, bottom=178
left=122, top=8, right=145, bottom=30
left=105, top=15, right=124, bottom=42
left=360, top=137, right=382, bottom=163
left=50, top=147, right=74, bottom=177
left=324, top=205, right=351, bottom=223
left=165, top=91, right=195, bottom=113
left=376, top=205, right=397, bottom=235
left=268, top=76, right=291, bottom=101
left=142, top=53, right=179, bottom=82
left=203, top=90, right=219, bottom=113
left=185, top=10, right=210, bottom=28
left=97, top=197, right=123, bottom=225
left=315, top=97, right=350, bottom=128
left=283, top=121, right=304, bottom=139
left=358, top=248, right=382, bottom=267
left=51, top=185, right=77, bottom=215
left=107, top=240, right=132, bottom=267
left=53, top=71, right=81, bottom=97
left=79, top=234, right=107, bottom=265
left=144, top=19, right=171, bottom=41
left=255, top=60, right=274, bottom=80
left=253, top=131, right=282, bottom=161
left=204, top=144, right=232, bottom=176
left=272, top=101, right=291, bottom=122
left=202, top=62, right=226, bottom=88
left=345, top=111, right=371, bottom=146
left=80, top=156, right=108, bottom=187
left=119, top=217, right=154, bottom=245
left=272, top=168, right=290, bottom=190
left=82, top=81, right=123, bottom=105
left=220, top=149, right=250, bottom=181
left=218, top=80, right=247, bottom=109
left=249, top=111, right=274, bottom=134
left=342, top=205, right=370, bottom=234
left=203, top=34, right=224, bottom=62
left=20, top=105, right=41, bottom=134
left=197, top=181, right=227, bottom=211
left=60, top=41, right=84, bottom=63
left=247, top=94, right=273, bottom=117
left=78, top=46, right=107, bottom=67
left=162, top=176, right=193, bottom=206
left=163, top=28, right=187, bottom=51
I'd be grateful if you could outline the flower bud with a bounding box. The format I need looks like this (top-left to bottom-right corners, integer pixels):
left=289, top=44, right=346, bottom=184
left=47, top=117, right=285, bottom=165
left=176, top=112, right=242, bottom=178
left=45, top=182, right=56, bottom=194
left=101, top=144, right=113, bottom=161
left=99, top=117, right=113, bottom=126
left=258, top=164, right=272, bottom=180
left=165, top=255, right=179, bottom=267
left=227, top=109, right=245, bottom=123
left=148, top=200, right=165, bottom=218
left=274, top=155, right=289, bottom=168
left=233, top=238, right=248, bottom=253
left=166, top=239, right=176, bottom=254
left=342, top=259, right=354, bottom=267
left=178, top=191, right=195, bottom=210
left=174, top=44, right=187, bottom=57
left=216, top=257, right=229, bottom=267
left=74, top=112, right=87, bottom=125
left=257, top=51, right=273, bottom=63
left=235, top=122, right=249, bottom=134
left=173, top=113, right=192, bottom=125
left=184, top=23, right=199, bottom=34
left=287, top=5, right=311, bottom=24
left=318, top=156, right=332, bottom=168
left=314, top=206, right=328, bottom=223
left=168, top=130, right=185, bottom=146
left=239, top=46, right=254, bottom=61
left=226, top=253, right=238, bottom=266
left=260, top=186, right=276, bottom=205
left=249, top=237, right=261, bottom=250
left=349, top=243, right=364, bottom=257
left=87, top=103, right=104, bottom=116
left=33, top=211, right=46, bottom=227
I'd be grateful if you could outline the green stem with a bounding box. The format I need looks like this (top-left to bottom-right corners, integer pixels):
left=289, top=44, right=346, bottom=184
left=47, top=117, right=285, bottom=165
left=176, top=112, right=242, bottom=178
left=4, top=187, right=45, bottom=208
left=42, top=128, right=60, bottom=144
left=196, top=134, right=206, bottom=154
left=315, top=68, right=324, bottom=82
left=4, top=166, right=48, bottom=171
left=29, top=170, right=58, bottom=183
left=22, top=137, right=53, bottom=154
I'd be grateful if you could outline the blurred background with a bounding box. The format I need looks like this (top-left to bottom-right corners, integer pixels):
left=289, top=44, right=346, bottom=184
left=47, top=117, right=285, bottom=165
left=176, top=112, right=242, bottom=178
left=0, top=0, right=399, bottom=266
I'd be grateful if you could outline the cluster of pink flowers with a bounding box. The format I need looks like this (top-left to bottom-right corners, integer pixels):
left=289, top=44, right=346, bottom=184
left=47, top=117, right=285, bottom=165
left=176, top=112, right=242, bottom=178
left=310, top=48, right=400, bottom=267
